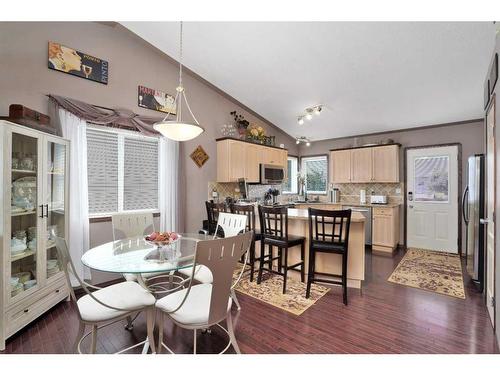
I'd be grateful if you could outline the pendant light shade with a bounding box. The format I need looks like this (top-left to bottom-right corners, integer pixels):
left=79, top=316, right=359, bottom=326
left=154, top=22, right=204, bottom=141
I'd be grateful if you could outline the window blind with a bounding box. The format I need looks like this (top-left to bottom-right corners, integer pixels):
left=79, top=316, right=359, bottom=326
left=123, top=137, right=159, bottom=210
left=87, top=128, right=119, bottom=214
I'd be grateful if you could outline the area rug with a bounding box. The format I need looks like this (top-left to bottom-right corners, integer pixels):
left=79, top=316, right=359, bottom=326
left=232, top=265, right=330, bottom=316
left=387, top=248, right=465, bottom=299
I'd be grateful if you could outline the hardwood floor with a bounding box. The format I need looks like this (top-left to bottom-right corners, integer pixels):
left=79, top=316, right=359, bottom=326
left=1, top=248, right=498, bottom=354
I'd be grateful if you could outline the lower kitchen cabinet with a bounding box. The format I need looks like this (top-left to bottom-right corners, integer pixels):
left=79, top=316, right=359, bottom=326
left=372, top=206, right=400, bottom=254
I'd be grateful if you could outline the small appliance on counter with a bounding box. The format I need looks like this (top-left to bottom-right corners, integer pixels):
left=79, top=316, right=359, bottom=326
left=360, top=189, right=366, bottom=204
left=329, top=187, right=340, bottom=203
left=370, top=195, right=388, bottom=205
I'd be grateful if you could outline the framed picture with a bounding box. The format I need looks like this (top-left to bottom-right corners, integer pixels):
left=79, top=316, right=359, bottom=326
left=138, top=85, right=177, bottom=114
left=190, top=145, right=209, bottom=168
left=490, top=53, right=498, bottom=94
left=484, top=79, right=490, bottom=110
left=48, top=42, right=108, bottom=84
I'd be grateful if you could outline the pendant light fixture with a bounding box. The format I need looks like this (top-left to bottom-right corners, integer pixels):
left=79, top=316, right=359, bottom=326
left=154, top=22, right=204, bottom=141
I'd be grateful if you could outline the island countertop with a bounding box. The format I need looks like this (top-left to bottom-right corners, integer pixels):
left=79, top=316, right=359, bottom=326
left=287, top=208, right=366, bottom=222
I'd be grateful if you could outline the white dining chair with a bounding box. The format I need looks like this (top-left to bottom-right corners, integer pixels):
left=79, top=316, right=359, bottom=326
left=178, top=212, right=248, bottom=309
left=156, top=231, right=253, bottom=354
left=55, top=237, right=156, bottom=354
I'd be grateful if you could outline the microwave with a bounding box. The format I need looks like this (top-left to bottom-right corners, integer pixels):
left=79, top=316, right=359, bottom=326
left=260, top=164, right=285, bottom=184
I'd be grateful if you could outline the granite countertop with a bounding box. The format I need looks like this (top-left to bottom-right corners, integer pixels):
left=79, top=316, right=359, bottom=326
left=287, top=208, right=366, bottom=223
left=292, top=201, right=401, bottom=208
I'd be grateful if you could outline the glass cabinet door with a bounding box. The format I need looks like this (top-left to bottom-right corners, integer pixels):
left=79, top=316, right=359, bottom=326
left=10, top=131, right=40, bottom=299
left=45, top=140, right=67, bottom=280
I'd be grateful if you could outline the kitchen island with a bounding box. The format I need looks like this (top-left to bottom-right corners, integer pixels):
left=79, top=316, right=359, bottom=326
left=285, top=208, right=366, bottom=289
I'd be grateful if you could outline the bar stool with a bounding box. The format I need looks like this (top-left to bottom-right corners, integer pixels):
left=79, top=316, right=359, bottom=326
left=205, top=201, right=228, bottom=236
left=257, top=205, right=305, bottom=294
left=232, top=203, right=261, bottom=282
left=306, top=208, right=352, bottom=305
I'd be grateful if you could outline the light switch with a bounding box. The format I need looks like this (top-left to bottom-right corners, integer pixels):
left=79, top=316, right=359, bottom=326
left=395, top=188, right=401, bottom=194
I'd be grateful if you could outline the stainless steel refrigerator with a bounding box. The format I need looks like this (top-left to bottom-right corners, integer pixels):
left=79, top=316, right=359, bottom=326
left=462, top=154, right=485, bottom=291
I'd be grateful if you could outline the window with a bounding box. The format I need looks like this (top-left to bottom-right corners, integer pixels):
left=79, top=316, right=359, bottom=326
left=282, top=156, right=298, bottom=194
left=86, top=126, right=159, bottom=216
left=301, top=155, right=328, bottom=194
left=414, top=156, right=449, bottom=202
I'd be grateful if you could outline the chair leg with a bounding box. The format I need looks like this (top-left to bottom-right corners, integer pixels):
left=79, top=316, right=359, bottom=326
left=227, top=312, right=241, bottom=354
left=282, top=249, right=288, bottom=294
left=74, top=321, right=85, bottom=354
left=342, top=254, right=348, bottom=306
left=90, top=325, right=98, bottom=354
left=257, top=243, right=265, bottom=284
left=193, top=329, right=197, bottom=354
left=300, top=242, right=305, bottom=283
left=249, top=241, right=255, bottom=282
left=125, top=315, right=134, bottom=331
left=146, top=307, right=156, bottom=354
left=277, top=246, right=282, bottom=273
left=306, top=250, right=314, bottom=299
left=157, top=314, right=164, bottom=354
left=269, top=245, right=274, bottom=272
left=231, top=289, right=241, bottom=310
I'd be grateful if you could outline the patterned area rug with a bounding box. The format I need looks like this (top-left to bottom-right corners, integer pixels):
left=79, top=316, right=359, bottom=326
left=233, top=266, right=330, bottom=316
left=388, top=248, right=465, bottom=299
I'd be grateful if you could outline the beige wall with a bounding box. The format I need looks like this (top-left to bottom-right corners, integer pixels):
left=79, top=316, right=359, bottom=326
left=299, top=120, right=485, bottom=248
left=0, top=21, right=297, bottom=282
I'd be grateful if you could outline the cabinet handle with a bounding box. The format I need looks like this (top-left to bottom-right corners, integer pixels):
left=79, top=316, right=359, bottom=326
left=44, top=204, right=49, bottom=217
left=55, top=289, right=60, bottom=293
left=24, top=308, right=29, bottom=313
left=39, top=204, right=44, bottom=218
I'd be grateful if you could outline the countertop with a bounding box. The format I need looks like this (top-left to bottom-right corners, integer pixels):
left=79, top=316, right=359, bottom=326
left=287, top=208, right=366, bottom=223
left=293, top=201, right=401, bottom=208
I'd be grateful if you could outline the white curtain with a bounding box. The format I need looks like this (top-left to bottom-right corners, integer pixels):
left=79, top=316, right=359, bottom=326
left=58, top=109, right=91, bottom=284
left=159, top=137, right=179, bottom=232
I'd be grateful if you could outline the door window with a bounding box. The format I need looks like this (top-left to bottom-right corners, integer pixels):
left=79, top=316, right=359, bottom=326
left=414, top=155, right=449, bottom=202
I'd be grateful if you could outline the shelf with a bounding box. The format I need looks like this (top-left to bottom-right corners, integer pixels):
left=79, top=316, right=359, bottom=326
left=11, top=169, right=36, bottom=175
left=11, top=249, right=36, bottom=262
left=11, top=210, right=36, bottom=217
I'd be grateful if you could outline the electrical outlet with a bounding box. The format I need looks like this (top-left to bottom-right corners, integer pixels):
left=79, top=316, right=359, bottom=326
left=396, top=188, right=401, bottom=194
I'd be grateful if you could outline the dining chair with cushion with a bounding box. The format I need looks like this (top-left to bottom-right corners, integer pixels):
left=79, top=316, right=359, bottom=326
left=55, top=237, right=156, bottom=354
left=231, top=203, right=261, bottom=282
left=178, top=212, right=248, bottom=310
left=156, top=231, right=253, bottom=354
left=306, top=208, right=352, bottom=305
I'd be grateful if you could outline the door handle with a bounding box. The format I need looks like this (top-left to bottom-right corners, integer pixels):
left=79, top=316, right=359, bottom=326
left=408, top=205, right=413, bottom=209
left=44, top=204, right=49, bottom=218
left=480, top=218, right=492, bottom=224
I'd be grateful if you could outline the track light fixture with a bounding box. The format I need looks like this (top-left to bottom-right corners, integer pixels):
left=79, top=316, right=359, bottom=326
left=296, top=136, right=311, bottom=146
left=296, top=105, right=323, bottom=125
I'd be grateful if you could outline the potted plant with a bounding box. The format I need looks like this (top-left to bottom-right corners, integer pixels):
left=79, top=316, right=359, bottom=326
left=230, top=111, right=249, bottom=139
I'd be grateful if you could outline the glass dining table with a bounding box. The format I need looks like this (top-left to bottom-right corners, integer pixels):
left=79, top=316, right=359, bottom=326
left=81, top=233, right=212, bottom=291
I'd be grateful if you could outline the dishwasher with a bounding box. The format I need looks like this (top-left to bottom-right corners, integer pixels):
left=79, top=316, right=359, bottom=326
left=343, top=206, right=372, bottom=246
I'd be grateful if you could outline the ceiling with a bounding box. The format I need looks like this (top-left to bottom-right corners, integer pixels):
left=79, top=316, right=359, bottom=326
left=122, top=22, right=497, bottom=141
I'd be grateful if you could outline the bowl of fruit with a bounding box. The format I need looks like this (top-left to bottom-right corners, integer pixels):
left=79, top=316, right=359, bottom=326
left=144, top=231, right=181, bottom=248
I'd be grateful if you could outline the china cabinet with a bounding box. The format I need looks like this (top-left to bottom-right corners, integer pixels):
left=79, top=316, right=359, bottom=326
left=0, top=120, right=70, bottom=351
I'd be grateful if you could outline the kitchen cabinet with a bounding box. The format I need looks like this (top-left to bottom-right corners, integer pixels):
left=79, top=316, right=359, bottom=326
left=372, top=145, right=399, bottom=182
left=372, top=206, right=400, bottom=254
left=330, top=149, right=352, bottom=183
left=351, top=148, right=373, bottom=182
left=216, top=138, right=288, bottom=183
left=0, top=120, right=70, bottom=351
left=330, top=144, right=400, bottom=183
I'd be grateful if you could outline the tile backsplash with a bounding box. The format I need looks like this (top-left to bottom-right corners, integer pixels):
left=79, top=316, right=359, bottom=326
left=207, top=182, right=283, bottom=201
left=331, top=182, right=404, bottom=204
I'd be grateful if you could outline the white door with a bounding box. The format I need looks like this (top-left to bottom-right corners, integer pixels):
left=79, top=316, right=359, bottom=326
left=407, top=146, right=459, bottom=253
left=485, top=98, right=495, bottom=325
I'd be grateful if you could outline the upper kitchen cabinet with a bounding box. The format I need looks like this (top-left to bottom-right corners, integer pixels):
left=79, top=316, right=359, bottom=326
left=330, top=144, right=400, bottom=183
left=330, top=149, right=352, bottom=183
left=216, top=138, right=287, bottom=183
left=372, top=144, right=399, bottom=182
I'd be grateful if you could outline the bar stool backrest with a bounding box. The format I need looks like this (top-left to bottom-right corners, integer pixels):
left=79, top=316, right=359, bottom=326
left=205, top=201, right=227, bottom=234
left=232, top=204, right=257, bottom=233
left=308, top=208, right=352, bottom=246
left=258, top=205, right=289, bottom=241
left=112, top=212, right=155, bottom=241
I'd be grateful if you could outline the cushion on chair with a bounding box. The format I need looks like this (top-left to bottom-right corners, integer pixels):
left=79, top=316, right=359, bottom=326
left=77, top=281, right=155, bottom=322
left=155, top=284, right=232, bottom=326
left=178, top=265, right=213, bottom=284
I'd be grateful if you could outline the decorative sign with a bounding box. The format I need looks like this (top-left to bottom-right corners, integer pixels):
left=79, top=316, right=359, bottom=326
left=138, top=85, right=176, bottom=114
left=190, top=145, right=209, bottom=168
left=48, top=42, right=108, bottom=84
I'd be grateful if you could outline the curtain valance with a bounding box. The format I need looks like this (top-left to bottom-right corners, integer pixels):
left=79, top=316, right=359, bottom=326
left=48, top=94, right=161, bottom=136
